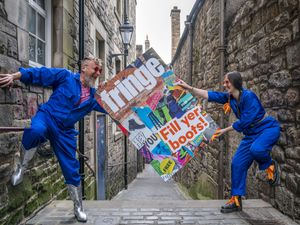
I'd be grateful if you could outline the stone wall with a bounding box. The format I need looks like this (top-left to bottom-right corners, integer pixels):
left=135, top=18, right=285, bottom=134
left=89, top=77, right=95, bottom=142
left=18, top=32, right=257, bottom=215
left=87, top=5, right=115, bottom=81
left=0, top=1, right=64, bottom=224
left=86, top=0, right=140, bottom=200
left=226, top=0, right=300, bottom=220
left=0, top=0, right=140, bottom=224
left=172, top=0, right=300, bottom=221
left=173, top=0, right=222, bottom=200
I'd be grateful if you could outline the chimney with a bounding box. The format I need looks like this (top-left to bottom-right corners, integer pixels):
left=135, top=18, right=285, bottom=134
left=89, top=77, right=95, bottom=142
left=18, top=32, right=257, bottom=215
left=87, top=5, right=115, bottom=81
left=145, top=35, right=150, bottom=51
left=136, top=45, right=143, bottom=57
left=170, top=6, right=181, bottom=59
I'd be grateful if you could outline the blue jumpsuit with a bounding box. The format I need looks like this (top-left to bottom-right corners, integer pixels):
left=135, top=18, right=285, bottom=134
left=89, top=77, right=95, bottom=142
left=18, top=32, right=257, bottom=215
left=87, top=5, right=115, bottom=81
left=19, top=67, right=106, bottom=186
left=208, top=88, right=280, bottom=196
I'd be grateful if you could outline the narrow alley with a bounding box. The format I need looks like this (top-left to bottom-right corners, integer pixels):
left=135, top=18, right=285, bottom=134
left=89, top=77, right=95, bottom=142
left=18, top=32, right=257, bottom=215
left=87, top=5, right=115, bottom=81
left=0, top=0, right=299, bottom=224
left=26, top=165, right=297, bottom=225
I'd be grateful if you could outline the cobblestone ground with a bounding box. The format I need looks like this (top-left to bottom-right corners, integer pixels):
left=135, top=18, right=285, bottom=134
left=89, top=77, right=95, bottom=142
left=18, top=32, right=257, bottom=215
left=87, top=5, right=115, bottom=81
left=26, top=166, right=298, bottom=225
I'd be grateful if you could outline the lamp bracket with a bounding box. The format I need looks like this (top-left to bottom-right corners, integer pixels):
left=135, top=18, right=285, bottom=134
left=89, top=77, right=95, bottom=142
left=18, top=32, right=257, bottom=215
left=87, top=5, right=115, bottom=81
left=111, top=53, right=125, bottom=58
left=110, top=53, right=125, bottom=62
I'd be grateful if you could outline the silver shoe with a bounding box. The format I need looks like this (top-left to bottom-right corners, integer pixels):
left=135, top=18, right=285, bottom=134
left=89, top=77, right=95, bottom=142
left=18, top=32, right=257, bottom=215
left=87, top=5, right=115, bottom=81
left=11, top=145, right=37, bottom=186
left=67, top=184, right=87, bottom=222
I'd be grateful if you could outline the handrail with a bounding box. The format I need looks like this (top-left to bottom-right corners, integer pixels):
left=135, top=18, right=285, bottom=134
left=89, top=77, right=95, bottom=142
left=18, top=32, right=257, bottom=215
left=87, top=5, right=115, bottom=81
left=0, top=127, right=25, bottom=132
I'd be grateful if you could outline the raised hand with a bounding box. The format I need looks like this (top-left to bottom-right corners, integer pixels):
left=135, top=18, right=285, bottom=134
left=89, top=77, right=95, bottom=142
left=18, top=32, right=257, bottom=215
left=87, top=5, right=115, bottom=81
left=211, top=128, right=224, bottom=141
left=96, top=81, right=107, bottom=95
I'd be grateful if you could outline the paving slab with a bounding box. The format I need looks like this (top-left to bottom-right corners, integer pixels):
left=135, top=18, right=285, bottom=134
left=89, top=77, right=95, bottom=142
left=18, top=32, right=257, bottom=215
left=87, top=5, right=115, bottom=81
left=26, top=165, right=298, bottom=225
left=26, top=199, right=297, bottom=225
left=113, top=164, right=187, bottom=201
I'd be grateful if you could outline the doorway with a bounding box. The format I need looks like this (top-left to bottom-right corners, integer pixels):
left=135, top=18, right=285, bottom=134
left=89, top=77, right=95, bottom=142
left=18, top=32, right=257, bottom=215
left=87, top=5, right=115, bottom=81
left=96, top=113, right=106, bottom=200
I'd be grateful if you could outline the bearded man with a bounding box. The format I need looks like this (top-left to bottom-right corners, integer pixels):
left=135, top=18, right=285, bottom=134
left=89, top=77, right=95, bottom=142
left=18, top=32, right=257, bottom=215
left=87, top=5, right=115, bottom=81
left=0, top=57, right=106, bottom=222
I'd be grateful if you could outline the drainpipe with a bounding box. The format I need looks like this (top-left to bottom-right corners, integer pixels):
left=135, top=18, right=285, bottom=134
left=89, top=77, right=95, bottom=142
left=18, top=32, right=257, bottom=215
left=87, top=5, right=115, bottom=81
left=123, top=0, right=128, bottom=190
left=79, top=0, right=85, bottom=199
left=186, top=17, right=194, bottom=86
left=218, top=0, right=226, bottom=199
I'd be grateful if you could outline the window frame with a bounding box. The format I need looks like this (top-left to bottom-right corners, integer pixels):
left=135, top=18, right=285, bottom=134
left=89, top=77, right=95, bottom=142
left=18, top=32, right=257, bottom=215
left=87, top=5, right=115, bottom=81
left=28, top=0, right=52, bottom=67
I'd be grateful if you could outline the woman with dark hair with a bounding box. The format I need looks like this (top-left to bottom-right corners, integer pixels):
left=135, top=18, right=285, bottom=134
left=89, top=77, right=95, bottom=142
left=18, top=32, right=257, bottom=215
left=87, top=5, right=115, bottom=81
left=178, top=71, right=280, bottom=213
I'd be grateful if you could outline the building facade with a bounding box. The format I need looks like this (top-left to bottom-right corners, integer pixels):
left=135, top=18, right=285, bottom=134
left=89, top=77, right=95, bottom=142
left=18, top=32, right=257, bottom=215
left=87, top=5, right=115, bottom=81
left=172, top=0, right=300, bottom=221
left=0, top=0, right=142, bottom=224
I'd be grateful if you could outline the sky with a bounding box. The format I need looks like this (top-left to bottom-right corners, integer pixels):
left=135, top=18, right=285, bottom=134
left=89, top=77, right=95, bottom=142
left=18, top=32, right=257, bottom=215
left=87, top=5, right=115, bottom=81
left=136, top=0, right=196, bottom=64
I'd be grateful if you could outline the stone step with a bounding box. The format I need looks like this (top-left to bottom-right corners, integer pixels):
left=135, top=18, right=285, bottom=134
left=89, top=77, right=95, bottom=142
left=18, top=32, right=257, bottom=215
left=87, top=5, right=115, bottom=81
left=53, top=199, right=271, bottom=208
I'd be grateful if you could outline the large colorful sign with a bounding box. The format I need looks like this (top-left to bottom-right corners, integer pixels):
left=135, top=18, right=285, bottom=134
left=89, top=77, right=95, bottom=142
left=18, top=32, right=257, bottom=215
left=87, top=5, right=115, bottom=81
left=96, top=48, right=219, bottom=181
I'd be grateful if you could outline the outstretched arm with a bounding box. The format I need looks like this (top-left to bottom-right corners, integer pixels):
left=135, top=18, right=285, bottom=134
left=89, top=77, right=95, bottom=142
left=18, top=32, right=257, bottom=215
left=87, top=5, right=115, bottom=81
left=0, top=67, right=69, bottom=89
left=177, top=80, right=229, bottom=104
left=19, top=67, right=69, bottom=87
left=177, top=80, right=208, bottom=99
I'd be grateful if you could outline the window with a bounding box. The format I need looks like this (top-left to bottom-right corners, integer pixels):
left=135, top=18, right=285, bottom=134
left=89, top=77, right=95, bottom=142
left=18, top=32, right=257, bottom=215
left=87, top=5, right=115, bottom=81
left=116, top=0, right=122, bottom=18
left=95, top=35, right=106, bottom=84
left=28, top=0, right=51, bottom=67
left=115, top=58, right=121, bottom=74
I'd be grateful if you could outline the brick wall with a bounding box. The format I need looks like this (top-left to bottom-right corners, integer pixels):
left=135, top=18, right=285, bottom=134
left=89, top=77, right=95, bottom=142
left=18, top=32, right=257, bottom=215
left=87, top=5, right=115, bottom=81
left=172, top=0, right=300, bottom=220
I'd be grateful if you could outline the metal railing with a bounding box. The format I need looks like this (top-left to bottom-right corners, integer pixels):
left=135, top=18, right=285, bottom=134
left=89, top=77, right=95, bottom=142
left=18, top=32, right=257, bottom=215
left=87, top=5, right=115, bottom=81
left=0, top=127, right=25, bottom=132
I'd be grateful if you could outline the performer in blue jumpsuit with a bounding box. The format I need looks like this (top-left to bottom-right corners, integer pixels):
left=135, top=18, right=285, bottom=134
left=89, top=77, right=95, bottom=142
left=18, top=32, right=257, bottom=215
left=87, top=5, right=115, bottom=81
left=0, top=57, right=106, bottom=222
left=178, top=71, right=280, bottom=213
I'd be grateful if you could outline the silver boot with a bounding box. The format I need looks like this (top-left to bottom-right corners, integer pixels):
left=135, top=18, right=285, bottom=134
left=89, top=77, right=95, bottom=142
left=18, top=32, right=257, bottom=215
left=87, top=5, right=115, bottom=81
left=67, top=184, right=87, bottom=222
left=11, top=145, right=37, bottom=186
